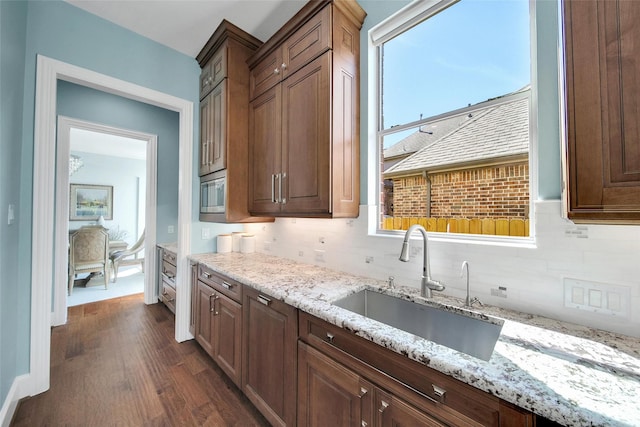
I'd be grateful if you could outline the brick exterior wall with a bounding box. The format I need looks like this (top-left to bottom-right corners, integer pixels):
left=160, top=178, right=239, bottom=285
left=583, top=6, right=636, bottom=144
left=390, top=161, right=529, bottom=219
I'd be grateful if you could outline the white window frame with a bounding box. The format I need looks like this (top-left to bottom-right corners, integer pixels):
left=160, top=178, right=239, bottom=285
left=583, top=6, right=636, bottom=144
left=367, top=0, right=538, bottom=246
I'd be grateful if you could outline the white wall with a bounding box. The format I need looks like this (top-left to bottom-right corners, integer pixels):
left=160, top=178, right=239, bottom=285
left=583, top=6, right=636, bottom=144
left=69, top=151, right=145, bottom=245
left=244, top=202, right=640, bottom=338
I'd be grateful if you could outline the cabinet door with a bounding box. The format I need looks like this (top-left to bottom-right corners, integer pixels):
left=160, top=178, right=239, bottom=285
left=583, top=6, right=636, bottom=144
left=249, top=85, right=282, bottom=214
left=298, top=341, right=372, bottom=427
left=195, top=281, right=215, bottom=357
left=189, top=262, right=198, bottom=336
left=213, top=293, right=242, bottom=387
left=199, top=93, right=213, bottom=176
left=281, top=53, right=331, bottom=214
left=242, top=287, right=297, bottom=427
left=375, top=389, right=447, bottom=427
left=209, top=80, right=227, bottom=173
left=281, top=5, right=331, bottom=80
left=564, top=0, right=640, bottom=222
left=250, top=48, right=283, bottom=100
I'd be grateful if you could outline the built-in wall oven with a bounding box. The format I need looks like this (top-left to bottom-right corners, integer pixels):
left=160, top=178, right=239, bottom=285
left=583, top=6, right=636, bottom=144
left=200, top=170, right=226, bottom=221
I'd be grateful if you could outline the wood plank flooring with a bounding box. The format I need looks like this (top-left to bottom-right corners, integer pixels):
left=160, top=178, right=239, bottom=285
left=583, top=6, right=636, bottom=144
left=11, top=293, right=269, bottom=427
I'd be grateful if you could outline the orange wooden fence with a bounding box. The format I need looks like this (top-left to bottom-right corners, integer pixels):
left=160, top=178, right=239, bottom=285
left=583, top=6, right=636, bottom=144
left=382, top=217, right=529, bottom=237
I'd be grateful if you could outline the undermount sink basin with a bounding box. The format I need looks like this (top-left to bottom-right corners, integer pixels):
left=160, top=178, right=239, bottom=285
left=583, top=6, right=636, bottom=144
left=333, top=289, right=503, bottom=361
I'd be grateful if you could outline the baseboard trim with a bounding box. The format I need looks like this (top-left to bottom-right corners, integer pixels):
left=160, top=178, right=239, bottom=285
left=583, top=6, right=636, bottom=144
left=0, top=374, right=30, bottom=427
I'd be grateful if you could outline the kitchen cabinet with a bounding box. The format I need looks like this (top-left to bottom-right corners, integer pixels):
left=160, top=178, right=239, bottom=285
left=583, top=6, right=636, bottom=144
left=197, top=20, right=270, bottom=223
left=242, top=286, right=298, bottom=427
left=298, top=311, right=535, bottom=427
left=159, top=248, right=177, bottom=314
left=194, top=264, right=243, bottom=386
left=298, top=341, right=374, bottom=427
left=247, top=0, right=365, bottom=218
left=563, top=0, right=640, bottom=223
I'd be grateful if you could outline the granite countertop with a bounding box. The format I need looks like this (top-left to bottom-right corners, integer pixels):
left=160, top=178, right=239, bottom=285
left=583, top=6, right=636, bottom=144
left=189, top=252, right=640, bottom=426
left=157, top=242, right=178, bottom=254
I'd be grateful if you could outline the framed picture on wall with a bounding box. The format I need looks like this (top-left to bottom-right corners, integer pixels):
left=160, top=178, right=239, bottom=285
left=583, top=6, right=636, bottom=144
left=69, top=184, right=113, bottom=220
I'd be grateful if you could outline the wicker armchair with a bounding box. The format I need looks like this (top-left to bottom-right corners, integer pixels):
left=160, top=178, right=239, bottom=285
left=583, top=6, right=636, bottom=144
left=68, top=226, right=110, bottom=295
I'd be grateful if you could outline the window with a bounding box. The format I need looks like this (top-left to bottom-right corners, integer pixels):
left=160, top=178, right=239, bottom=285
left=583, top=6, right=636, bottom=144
left=371, top=0, right=533, bottom=239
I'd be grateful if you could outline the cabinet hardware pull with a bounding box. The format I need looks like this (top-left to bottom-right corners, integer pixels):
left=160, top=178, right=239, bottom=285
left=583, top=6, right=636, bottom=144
left=281, top=63, right=287, bottom=69
left=213, top=295, right=219, bottom=315
left=378, top=400, right=389, bottom=413
left=203, top=271, right=211, bottom=278
left=271, top=174, right=277, bottom=203
left=257, top=295, right=271, bottom=306
left=325, top=332, right=335, bottom=343
left=359, top=386, right=368, bottom=397
left=432, top=384, right=447, bottom=403
left=209, top=292, right=216, bottom=312
left=222, top=281, right=232, bottom=290
left=274, top=67, right=280, bottom=74
left=361, top=422, right=367, bottom=427
left=279, top=172, right=286, bottom=204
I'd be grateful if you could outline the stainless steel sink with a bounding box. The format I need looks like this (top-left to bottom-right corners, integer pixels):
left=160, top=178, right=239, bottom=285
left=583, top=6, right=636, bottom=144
left=333, top=289, right=503, bottom=361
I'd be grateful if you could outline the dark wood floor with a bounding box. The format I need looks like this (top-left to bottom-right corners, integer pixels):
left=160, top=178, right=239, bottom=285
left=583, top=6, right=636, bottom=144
left=12, top=293, right=269, bottom=426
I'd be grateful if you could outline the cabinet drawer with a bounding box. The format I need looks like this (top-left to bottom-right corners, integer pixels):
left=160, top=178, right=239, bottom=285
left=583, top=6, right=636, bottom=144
left=162, top=249, right=177, bottom=265
left=200, top=45, right=227, bottom=99
left=299, top=312, right=503, bottom=426
left=162, top=260, right=176, bottom=281
left=198, top=263, right=243, bottom=303
left=282, top=5, right=330, bottom=80
left=161, top=279, right=176, bottom=314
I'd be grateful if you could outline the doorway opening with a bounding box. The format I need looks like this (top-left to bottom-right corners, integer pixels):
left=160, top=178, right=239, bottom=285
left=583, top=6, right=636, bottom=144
left=55, top=118, right=154, bottom=312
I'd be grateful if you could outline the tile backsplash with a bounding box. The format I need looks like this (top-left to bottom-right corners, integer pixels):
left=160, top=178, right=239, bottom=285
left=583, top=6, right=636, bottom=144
left=244, top=201, right=640, bottom=337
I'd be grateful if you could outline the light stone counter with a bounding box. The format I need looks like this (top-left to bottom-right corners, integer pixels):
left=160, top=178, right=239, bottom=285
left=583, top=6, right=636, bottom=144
left=189, top=252, right=640, bottom=427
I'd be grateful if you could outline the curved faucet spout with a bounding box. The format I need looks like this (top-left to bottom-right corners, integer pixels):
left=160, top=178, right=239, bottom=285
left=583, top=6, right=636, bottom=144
left=399, top=224, right=445, bottom=297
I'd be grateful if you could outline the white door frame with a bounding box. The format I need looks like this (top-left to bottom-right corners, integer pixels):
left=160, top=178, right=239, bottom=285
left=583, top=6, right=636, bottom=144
left=30, top=55, right=193, bottom=397
left=53, top=116, right=158, bottom=326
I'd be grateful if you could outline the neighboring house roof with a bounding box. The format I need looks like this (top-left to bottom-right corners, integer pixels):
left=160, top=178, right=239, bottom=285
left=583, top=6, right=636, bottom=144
left=383, top=113, right=473, bottom=160
left=384, top=91, right=529, bottom=177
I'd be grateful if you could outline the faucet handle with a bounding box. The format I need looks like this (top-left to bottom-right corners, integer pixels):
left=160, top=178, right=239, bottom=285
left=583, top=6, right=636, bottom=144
left=388, top=276, right=395, bottom=288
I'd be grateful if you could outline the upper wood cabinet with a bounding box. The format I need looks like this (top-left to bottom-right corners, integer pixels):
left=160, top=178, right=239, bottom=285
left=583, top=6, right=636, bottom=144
left=563, top=0, right=640, bottom=223
left=247, top=0, right=366, bottom=218
left=197, top=20, right=273, bottom=223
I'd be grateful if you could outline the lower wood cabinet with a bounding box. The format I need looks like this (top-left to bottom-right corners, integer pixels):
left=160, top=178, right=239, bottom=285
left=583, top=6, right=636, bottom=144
left=298, top=340, right=374, bottom=427
left=242, top=286, right=298, bottom=427
left=298, top=312, right=535, bottom=427
left=194, top=268, right=243, bottom=386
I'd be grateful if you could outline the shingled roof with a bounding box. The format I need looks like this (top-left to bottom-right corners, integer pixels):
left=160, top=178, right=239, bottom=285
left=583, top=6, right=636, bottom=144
left=384, top=90, right=530, bottom=177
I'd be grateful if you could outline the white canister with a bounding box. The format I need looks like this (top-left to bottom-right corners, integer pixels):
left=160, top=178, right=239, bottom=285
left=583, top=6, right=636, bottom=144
left=231, top=232, right=246, bottom=252
left=217, top=234, right=232, bottom=253
left=240, top=234, right=256, bottom=254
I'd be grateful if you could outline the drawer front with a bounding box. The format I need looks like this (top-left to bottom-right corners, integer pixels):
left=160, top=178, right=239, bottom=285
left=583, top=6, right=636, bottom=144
left=162, top=260, right=176, bottom=281
left=198, top=263, right=243, bottom=303
left=161, top=279, right=176, bottom=314
left=162, top=249, right=177, bottom=265
left=299, top=312, right=501, bottom=426
left=249, top=48, right=282, bottom=100
left=282, top=5, right=331, bottom=80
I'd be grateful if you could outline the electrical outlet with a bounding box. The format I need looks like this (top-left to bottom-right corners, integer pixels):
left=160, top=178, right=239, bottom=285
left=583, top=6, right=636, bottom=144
left=318, top=236, right=325, bottom=244
left=564, top=278, right=630, bottom=317
left=201, top=228, right=210, bottom=239
left=298, top=251, right=304, bottom=257
left=490, top=286, right=507, bottom=298
left=315, top=249, right=325, bottom=262
left=168, top=225, right=175, bottom=234
left=365, top=256, right=374, bottom=264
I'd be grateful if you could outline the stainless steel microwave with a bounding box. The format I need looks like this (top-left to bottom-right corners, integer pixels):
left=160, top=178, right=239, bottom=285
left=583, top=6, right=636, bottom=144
left=200, top=170, right=226, bottom=216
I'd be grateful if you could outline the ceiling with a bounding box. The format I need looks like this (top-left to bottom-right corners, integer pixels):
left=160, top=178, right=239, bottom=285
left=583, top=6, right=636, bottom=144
left=70, top=128, right=147, bottom=159
left=65, top=0, right=307, bottom=57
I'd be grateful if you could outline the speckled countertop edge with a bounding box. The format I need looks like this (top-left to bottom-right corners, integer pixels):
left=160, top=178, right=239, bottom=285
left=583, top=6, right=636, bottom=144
left=189, top=252, right=640, bottom=427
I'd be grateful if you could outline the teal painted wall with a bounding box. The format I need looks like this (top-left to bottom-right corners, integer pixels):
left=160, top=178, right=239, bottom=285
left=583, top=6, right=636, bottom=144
left=0, top=0, right=28, bottom=406
left=57, top=80, right=180, bottom=244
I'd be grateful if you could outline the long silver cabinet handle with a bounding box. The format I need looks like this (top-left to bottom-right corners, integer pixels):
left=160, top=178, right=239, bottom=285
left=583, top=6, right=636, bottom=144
left=279, top=172, right=286, bottom=204
left=222, top=281, right=232, bottom=290
left=271, top=174, right=276, bottom=203
left=257, top=295, right=271, bottom=306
